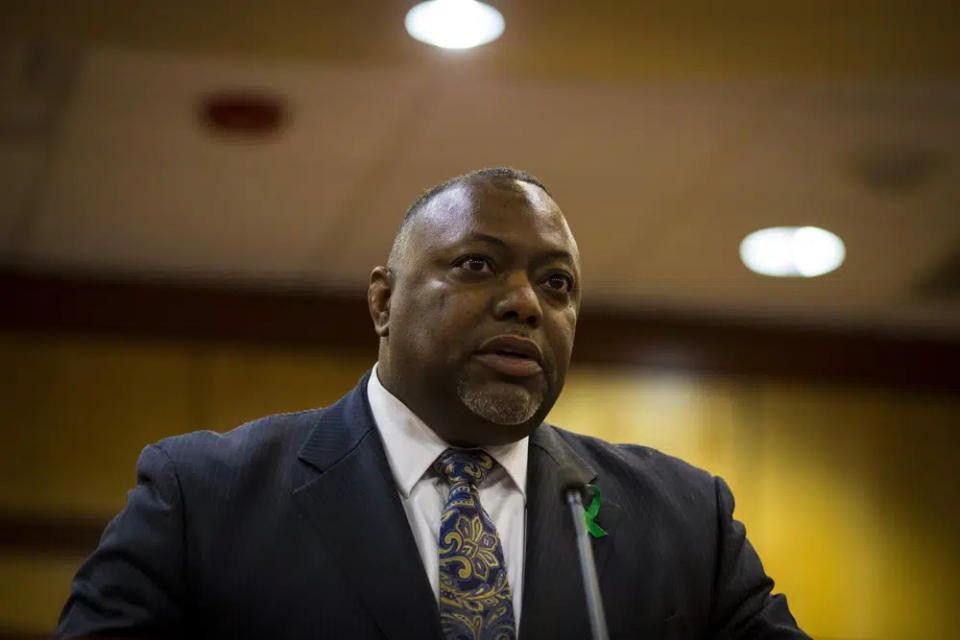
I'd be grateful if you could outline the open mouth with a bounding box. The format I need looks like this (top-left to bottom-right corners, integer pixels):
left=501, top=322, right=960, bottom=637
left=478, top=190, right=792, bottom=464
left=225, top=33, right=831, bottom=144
left=473, top=334, right=544, bottom=377
left=474, top=349, right=542, bottom=378
left=495, top=349, right=532, bottom=359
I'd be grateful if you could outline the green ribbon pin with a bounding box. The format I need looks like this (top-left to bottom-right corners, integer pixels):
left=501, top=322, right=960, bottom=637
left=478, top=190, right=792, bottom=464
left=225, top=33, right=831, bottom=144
left=583, top=484, right=608, bottom=538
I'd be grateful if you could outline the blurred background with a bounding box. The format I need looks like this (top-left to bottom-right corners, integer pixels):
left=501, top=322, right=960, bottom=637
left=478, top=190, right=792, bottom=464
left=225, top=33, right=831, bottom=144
left=1, top=1, right=959, bottom=638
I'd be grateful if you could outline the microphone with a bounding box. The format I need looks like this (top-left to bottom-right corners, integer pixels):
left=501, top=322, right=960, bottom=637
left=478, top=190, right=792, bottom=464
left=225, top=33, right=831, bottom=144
left=558, top=464, right=610, bottom=640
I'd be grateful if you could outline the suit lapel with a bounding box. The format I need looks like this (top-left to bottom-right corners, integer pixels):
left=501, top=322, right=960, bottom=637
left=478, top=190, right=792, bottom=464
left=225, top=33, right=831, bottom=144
left=293, top=373, right=441, bottom=640
left=520, top=425, right=598, bottom=640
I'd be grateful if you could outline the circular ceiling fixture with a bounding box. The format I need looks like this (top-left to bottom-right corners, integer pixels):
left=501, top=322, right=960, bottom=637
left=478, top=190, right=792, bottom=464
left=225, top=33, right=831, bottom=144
left=405, top=0, right=505, bottom=49
left=739, top=226, right=846, bottom=278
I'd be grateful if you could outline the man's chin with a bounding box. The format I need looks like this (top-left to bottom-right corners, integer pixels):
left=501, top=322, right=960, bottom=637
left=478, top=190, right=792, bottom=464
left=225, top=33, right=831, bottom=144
left=456, top=378, right=544, bottom=426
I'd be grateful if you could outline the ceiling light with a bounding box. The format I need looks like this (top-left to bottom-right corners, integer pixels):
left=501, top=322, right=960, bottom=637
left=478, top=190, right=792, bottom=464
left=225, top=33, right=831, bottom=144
left=739, top=226, right=846, bottom=278
left=405, top=0, right=505, bottom=50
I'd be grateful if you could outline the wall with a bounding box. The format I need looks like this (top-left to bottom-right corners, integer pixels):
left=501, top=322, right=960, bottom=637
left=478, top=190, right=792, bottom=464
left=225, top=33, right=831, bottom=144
left=1, top=330, right=957, bottom=638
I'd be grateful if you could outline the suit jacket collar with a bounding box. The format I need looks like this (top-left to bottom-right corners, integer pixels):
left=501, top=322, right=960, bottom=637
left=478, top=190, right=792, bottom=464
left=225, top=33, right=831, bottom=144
left=293, top=371, right=441, bottom=640
left=519, top=425, right=597, bottom=640
left=295, top=370, right=377, bottom=473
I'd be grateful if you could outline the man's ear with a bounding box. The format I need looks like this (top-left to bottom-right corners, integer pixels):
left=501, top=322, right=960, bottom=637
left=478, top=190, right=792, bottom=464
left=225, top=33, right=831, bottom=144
left=368, top=266, right=393, bottom=337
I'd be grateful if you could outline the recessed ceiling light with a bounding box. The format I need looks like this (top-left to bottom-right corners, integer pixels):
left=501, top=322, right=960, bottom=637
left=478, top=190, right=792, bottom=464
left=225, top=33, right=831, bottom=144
left=405, top=0, right=505, bottom=50
left=739, top=226, right=846, bottom=278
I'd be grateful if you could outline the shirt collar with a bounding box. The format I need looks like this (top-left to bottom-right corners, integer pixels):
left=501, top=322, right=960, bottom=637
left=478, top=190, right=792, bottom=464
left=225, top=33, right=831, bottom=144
left=367, top=363, right=528, bottom=500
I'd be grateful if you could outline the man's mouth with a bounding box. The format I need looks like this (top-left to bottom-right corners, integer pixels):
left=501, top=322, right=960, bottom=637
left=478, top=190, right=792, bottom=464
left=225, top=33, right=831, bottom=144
left=473, top=335, right=544, bottom=378
left=495, top=349, right=531, bottom=359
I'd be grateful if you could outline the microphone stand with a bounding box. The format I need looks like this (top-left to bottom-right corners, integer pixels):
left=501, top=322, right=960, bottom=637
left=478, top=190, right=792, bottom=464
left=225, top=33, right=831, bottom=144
left=565, top=486, right=610, bottom=640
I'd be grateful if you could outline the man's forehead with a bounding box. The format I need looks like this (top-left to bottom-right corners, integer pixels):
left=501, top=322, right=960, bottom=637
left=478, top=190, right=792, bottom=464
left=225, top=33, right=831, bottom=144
left=415, top=178, right=575, bottom=247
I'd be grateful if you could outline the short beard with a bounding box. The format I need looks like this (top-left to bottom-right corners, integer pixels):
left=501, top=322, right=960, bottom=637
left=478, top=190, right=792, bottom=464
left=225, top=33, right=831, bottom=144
left=456, top=378, right=544, bottom=426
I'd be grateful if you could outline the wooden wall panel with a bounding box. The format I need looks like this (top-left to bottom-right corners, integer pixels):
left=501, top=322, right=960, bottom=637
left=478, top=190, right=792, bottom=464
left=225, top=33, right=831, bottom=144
left=0, top=334, right=195, bottom=513
left=203, top=347, right=372, bottom=431
left=0, top=553, right=84, bottom=635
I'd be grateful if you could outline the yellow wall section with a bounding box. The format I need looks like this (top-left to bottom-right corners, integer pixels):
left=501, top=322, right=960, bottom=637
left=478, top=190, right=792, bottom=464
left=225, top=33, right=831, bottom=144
left=550, top=371, right=960, bottom=639
left=1, top=332, right=958, bottom=638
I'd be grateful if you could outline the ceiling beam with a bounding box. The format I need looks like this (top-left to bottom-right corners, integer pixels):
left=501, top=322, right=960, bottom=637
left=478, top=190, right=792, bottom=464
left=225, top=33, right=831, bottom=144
left=2, top=270, right=957, bottom=392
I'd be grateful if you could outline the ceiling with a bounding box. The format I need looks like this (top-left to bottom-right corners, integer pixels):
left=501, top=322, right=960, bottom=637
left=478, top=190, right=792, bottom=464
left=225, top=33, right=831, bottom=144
left=2, top=1, right=959, bottom=336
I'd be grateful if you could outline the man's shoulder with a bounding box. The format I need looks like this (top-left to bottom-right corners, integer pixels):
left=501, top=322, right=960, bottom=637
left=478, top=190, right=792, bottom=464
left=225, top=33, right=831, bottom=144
left=148, top=407, right=327, bottom=476
left=543, top=423, right=716, bottom=497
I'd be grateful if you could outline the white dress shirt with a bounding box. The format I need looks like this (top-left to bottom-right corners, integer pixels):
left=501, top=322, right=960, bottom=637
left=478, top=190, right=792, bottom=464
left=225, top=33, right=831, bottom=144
left=366, top=364, right=528, bottom=625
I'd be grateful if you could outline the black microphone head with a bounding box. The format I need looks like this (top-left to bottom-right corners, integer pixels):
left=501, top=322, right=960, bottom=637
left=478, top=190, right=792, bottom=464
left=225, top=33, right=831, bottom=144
left=557, top=463, right=589, bottom=500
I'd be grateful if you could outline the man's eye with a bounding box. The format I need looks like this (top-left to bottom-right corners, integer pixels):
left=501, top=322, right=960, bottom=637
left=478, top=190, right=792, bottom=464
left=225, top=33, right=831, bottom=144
left=454, top=255, right=491, bottom=273
left=546, top=273, right=573, bottom=292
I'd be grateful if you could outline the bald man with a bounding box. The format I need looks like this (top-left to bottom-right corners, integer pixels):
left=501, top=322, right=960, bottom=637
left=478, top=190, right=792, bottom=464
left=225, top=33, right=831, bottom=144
left=57, top=167, right=809, bottom=639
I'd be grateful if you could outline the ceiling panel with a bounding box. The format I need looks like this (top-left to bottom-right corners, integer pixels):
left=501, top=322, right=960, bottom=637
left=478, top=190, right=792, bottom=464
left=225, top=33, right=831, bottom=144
left=23, top=50, right=431, bottom=282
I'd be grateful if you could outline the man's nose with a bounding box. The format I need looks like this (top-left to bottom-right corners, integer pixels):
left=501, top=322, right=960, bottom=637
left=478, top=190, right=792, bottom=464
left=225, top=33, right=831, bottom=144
left=493, top=272, right=542, bottom=328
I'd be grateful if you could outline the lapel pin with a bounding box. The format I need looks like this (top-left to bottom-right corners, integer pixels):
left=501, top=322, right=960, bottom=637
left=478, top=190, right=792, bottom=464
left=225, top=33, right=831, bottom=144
left=584, top=484, right=608, bottom=538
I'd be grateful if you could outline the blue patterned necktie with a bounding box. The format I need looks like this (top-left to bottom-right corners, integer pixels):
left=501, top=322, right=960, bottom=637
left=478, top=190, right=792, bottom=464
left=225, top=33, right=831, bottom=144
left=434, top=448, right=517, bottom=640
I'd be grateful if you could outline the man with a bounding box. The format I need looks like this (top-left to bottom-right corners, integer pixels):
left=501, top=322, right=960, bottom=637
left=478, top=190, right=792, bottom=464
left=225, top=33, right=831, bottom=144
left=57, top=167, right=809, bottom=639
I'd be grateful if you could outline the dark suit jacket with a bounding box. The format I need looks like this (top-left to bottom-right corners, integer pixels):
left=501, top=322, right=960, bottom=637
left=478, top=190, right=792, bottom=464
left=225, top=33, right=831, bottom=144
left=57, top=371, right=809, bottom=639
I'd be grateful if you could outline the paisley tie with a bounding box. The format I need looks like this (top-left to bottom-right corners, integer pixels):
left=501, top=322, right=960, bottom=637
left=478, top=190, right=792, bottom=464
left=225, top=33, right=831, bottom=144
left=434, top=448, right=517, bottom=640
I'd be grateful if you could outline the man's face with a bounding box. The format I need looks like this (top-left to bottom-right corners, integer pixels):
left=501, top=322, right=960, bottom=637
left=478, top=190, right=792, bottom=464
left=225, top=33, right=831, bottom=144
left=375, top=178, right=581, bottom=446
